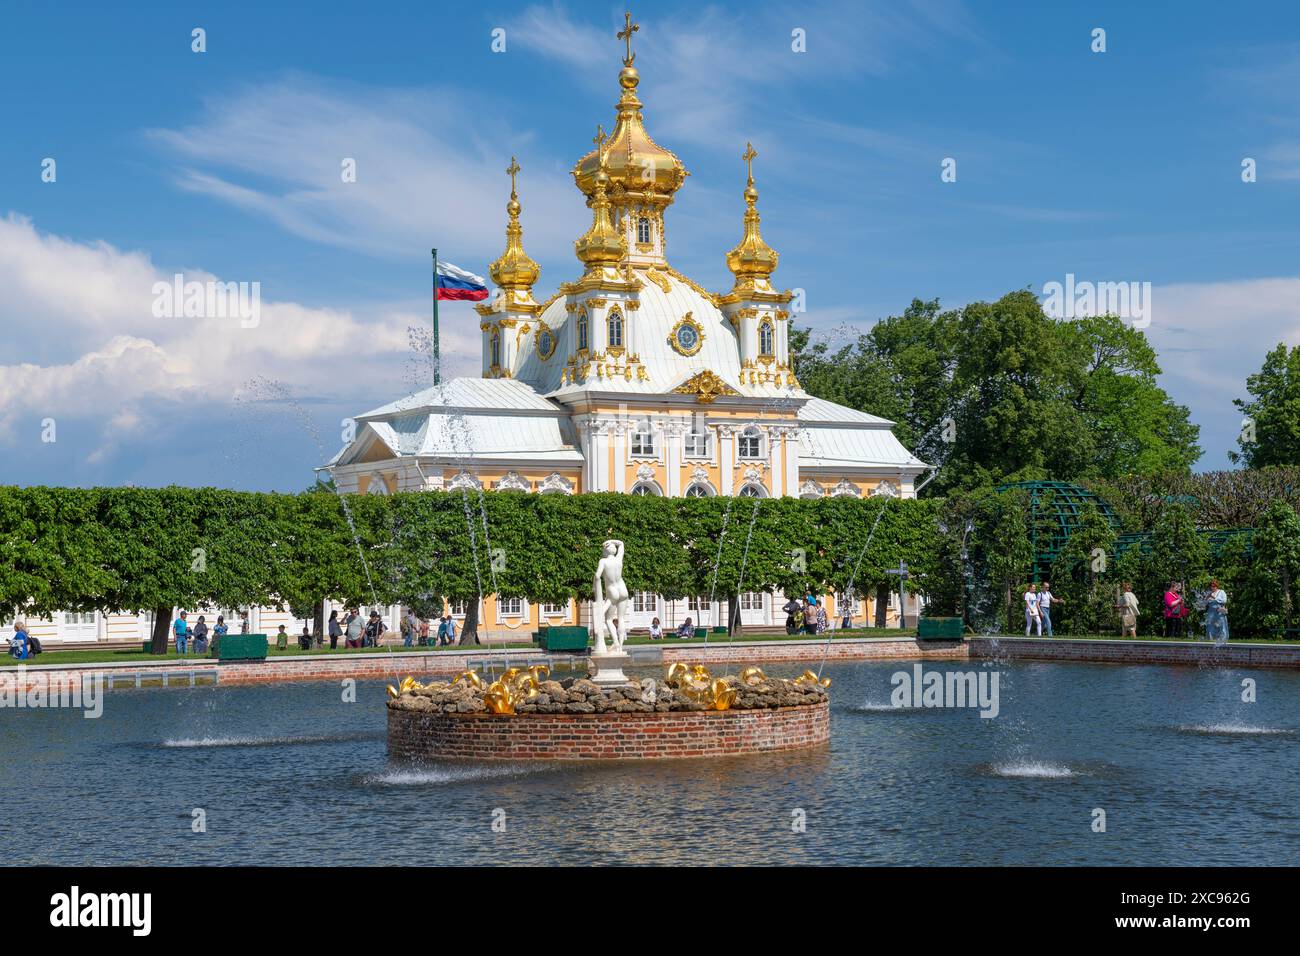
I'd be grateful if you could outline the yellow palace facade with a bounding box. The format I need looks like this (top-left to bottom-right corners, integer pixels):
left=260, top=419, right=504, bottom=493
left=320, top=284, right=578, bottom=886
left=327, top=18, right=928, bottom=635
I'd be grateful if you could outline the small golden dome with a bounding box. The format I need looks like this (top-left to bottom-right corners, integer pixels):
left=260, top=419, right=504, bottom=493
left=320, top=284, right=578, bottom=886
left=726, top=142, right=779, bottom=280
left=489, top=157, right=540, bottom=291
left=571, top=15, right=688, bottom=207
left=574, top=128, right=627, bottom=267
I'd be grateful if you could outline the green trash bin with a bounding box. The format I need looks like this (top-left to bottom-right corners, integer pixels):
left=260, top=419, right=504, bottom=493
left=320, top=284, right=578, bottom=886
left=542, top=626, right=589, bottom=652
left=916, top=617, right=964, bottom=640
left=215, top=633, right=269, bottom=661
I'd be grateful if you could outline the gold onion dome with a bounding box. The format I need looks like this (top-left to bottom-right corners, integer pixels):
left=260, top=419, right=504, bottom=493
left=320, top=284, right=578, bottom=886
left=574, top=126, right=627, bottom=267
left=488, top=156, right=540, bottom=291
left=571, top=13, right=688, bottom=205
left=726, top=142, right=779, bottom=280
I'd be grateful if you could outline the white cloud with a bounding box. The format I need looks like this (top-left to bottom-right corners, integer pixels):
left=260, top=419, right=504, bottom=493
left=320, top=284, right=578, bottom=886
left=0, top=213, right=481, bottom=464
left=1147, top=278, right=1300, bottom=467
left=145, top=75, right=587, bottom=264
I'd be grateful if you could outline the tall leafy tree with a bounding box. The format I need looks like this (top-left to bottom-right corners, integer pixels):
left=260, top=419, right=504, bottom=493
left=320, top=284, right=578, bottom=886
left=1231, top=342, right=1300, bottom=468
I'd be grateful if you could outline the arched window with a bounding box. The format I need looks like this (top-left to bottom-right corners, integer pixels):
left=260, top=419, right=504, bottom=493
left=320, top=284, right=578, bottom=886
left=759, top=320, right=774, bottom=356
left=630, top=482, right=661, bottom=496
left=684, top=483, right=711, bottom=498
left=637, top=217, right=651, bottom=244
left=608, top=308, right=624, bottom=349
left=366, top=478, right=390, bottom=495
left=577, top=311, right=589, bottom=351
left=738, top=483, right=765, bottom=498
left=738, top=424, right=763, bottom=459
left=490, top=328, right=501, bottom=367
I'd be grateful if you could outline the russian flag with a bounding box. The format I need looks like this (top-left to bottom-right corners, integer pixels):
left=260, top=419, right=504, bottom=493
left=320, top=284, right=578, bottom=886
left=436, top=261, right=489, bottom=301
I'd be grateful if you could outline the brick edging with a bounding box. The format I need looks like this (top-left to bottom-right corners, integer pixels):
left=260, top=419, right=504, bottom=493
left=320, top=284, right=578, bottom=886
left=386, top=699, right=830, bottom=760
left=967, top=636, right=1300, bottom=669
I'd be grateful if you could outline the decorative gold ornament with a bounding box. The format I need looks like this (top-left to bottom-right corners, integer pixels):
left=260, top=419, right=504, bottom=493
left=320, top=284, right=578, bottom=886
left=484, top=664, right=551, bottom=716
left=725, top=142, right=780, bottom=283
left=574, top=125, right=627, bottom=268
left=664, top=662, right=737, bottom=711
left=668, top=311, right=706, bottom=356
left=793, top=669, right=832, bottom=688
left=739, top=666, right=767, bottom=687
left=534, top=320, right=558, bottom=360
left=644, top=267, right=672, bottom=293
left=571, top=14, right=688, bottom=211
left=673, top=369, right=737, bottom=404
left=488, top=156, right=542, bottom=296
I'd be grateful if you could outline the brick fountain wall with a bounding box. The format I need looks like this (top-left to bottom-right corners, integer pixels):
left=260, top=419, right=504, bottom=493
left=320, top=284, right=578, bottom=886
left=387, top=699, right=830, bottom=761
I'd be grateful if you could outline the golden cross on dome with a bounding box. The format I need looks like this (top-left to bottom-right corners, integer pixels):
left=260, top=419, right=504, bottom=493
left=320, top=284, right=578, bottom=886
left=743, top=142, right=758, bottom=185
left=617, top=11, right=639, bottom=66
left=506, top=156, right=520, bottom=196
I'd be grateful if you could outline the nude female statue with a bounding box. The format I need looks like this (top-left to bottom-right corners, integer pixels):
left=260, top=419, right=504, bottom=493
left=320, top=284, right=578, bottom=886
left=593, top=539, right=629, bottom=654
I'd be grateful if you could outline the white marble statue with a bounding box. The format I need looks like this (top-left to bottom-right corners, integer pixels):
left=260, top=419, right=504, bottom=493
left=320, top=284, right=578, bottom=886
left=593, top=539, right=629, bottom=655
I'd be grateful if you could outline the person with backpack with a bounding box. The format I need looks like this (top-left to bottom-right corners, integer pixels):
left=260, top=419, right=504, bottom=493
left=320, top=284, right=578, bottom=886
left=783, top=597, right=800, bottom=634
left=364, top=612, right=384, bottom=647
left=8, top=621, right=30, bottom=659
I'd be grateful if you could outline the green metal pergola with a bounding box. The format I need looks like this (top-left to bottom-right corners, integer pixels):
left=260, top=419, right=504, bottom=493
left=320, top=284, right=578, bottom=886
left=995, top=480, right=1120, bottom=581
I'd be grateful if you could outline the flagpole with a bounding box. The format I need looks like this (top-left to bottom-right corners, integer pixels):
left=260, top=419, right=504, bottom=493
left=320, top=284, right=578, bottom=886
left=431, top=247, right=441, bottom=385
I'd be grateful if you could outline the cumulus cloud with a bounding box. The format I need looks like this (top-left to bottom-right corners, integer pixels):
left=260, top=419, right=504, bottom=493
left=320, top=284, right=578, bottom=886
left=0, top=213, right=480, bottom=468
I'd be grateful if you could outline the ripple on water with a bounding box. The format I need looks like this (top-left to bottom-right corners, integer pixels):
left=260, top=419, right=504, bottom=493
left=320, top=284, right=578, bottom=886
left=361, top=764, right=545, bottom=787
left=1177, top=723, right=1295, bottom=737
left=161, top=732, right=380, bottom=749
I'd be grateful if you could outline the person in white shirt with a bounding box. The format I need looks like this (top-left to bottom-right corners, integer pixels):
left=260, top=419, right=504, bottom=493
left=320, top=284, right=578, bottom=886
left=1038, top=582, right=1063, bottom=637
left=1024, top=584, right=1041, bottom=636
left=648, top=617, right=663, bottom=640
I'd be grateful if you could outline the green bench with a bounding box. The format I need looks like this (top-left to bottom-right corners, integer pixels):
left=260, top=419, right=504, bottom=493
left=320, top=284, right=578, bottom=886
left=917, top=617, right=964, bottom=640
left=533, top=626, right=590, bottom=652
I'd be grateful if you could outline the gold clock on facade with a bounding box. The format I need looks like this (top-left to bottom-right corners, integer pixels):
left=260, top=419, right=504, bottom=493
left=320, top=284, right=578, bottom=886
left=669, top=311, right=705, bottom=356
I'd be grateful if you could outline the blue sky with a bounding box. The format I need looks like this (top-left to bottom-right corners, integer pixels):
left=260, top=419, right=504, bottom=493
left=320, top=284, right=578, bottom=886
left=3, top=0, right=1299, bottom=489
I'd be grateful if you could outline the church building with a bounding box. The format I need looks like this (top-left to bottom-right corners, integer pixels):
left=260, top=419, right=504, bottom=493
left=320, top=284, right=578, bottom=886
left=327, top=15, right=927, bottom=633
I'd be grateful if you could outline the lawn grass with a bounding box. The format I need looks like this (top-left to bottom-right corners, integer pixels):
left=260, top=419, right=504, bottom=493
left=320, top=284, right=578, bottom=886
left=9, top=627, right=1298, bottom=667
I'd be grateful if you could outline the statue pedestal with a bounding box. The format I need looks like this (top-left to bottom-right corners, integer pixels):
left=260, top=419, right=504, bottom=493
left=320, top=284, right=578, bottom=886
left=588, top=651, right=631, bottom=686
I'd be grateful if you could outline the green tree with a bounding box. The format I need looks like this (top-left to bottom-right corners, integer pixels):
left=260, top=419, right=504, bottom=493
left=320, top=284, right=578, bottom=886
left=1253, top=500, right=1300, bottom=630
left=1231, top=343, right=1300, bottom=468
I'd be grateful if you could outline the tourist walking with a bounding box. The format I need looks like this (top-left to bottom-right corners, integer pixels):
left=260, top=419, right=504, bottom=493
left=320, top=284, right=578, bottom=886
left=327, top=610, right=342, bottom=650
left=1205, top=579, right=1229, bottom=642
left=1117, top=583, right=1139, bottom=637
left=1038, top=582, right=1062, bottom=637
left=840, top=597, right=854, bottom=631
left=1163, top=582, right=1187, bottom=638
left=192, top=615, right=209, bottom=654
left=419, top=616, right=430, bottom=646
left=444, top=613, right=457, bottom=645
left=212, top=615, right=228, bottom=655
left=173, top=611, right=190, bottom=654
left=815, top=601, right=829, bottom=634
left=804, top=597, right=819, bottom=635
left=363, top=612, right=382, bottom=647
left=239, top=611, right=251, bottom=634
left=1023, top=584, right=1041, bottom=636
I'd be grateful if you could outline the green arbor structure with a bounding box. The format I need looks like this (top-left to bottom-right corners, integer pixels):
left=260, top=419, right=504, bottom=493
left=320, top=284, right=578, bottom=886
left=995, top=480, right=1119, bottom=581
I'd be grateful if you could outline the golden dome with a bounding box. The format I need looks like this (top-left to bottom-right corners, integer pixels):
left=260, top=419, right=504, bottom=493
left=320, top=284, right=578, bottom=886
left=726, top=142, right=779, bottom=280
left=574, top=127, right=627, bottom=267
left=571, top=15, right=688, bottom=207
left=489, top=157, right=540, bottom=291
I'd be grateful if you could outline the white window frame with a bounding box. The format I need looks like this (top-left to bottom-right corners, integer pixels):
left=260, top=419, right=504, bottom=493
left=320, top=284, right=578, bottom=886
left=632, top=591, right=657, bottom=614
left=683, top=428, right=711, bottom=459
left=637, top=217, right=651, bottom=244
left=498, top=596, right=524, bottom=618
left=630, top=422, right=655, bottom=457
left=738, top=425, right=763, bottom=460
